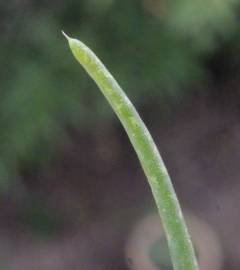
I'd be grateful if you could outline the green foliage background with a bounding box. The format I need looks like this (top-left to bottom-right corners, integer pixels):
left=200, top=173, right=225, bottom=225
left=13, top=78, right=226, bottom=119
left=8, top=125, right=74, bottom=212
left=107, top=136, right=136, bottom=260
left=0, top=0, right=239, bottom=188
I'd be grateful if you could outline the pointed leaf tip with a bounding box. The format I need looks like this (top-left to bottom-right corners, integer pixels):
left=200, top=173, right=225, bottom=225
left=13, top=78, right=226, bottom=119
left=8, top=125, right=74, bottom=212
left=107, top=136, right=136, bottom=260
left=62, top=30, right=71, bottom=40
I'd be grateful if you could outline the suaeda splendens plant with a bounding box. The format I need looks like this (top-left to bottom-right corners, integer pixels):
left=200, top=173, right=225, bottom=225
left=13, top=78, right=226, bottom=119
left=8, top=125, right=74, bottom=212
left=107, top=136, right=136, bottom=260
left=63, top=31, right=199, bottom=270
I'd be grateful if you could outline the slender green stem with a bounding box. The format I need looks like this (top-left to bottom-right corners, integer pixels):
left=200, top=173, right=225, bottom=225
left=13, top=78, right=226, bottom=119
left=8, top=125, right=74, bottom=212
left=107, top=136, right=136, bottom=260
left=63, top=31, right=199, bottom=270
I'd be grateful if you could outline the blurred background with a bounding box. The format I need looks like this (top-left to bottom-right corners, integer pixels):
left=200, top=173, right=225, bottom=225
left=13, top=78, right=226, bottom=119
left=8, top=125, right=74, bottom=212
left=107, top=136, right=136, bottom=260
left=0, top=0, right=240, bottom=269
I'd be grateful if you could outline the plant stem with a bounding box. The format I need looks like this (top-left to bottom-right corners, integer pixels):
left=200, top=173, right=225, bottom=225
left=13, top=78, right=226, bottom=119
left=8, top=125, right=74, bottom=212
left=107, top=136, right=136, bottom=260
left=63, top=31, right=199, bottom=270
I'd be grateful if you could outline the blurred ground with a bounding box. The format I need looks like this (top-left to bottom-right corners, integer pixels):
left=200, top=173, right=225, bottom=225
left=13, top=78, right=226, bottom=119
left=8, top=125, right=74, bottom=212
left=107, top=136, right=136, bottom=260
left=1, top=80, right=240, bottom=270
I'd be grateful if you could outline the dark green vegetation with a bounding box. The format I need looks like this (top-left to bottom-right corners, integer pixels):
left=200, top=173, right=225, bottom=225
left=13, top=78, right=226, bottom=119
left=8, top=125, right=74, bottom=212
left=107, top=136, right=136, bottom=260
left=0, top=0, right=239, bottom=189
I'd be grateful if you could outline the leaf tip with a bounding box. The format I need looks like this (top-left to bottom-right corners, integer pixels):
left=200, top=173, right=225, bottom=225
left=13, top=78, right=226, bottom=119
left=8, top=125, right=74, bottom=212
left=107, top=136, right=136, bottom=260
left=62, top=30, right=71, bottom=41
